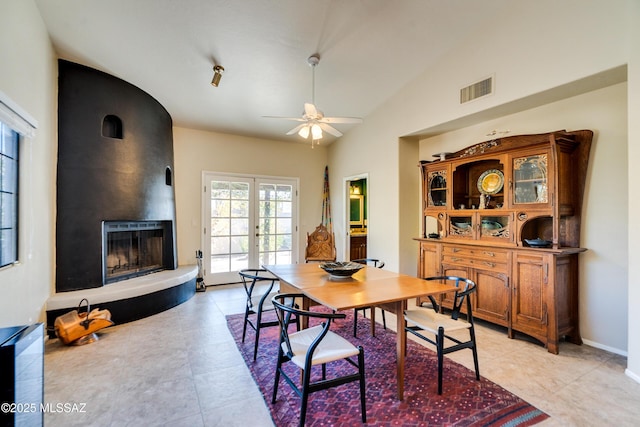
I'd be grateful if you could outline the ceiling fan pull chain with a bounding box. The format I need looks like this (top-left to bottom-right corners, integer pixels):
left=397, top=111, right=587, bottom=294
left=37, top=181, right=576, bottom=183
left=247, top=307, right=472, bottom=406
left=311, top=60, right=316, bottom=105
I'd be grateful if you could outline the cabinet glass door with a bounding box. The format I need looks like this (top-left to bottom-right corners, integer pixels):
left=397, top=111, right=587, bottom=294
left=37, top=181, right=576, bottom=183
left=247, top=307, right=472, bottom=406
left=513, top=154, right=548, bottom=205
left=449, top=215, right=473, bottom=237
left=427, top=170, right=447, bottom=207
left=480, top=215, right=511, bottom=240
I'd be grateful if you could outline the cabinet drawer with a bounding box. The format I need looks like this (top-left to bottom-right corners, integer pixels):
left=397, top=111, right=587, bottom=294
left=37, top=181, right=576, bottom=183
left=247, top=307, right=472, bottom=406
left=469, top=259, right=508, bottom=273
left=442, top=255, right=508, bottom=273
left=443, top=246, right=509, bottom=263
left=442, top=254, right=474, bottom=268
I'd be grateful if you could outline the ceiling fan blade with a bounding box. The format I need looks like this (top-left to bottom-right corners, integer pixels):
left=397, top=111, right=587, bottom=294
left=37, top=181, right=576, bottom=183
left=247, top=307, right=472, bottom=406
left=304, top=103, right=318, bottom=118
left=286, top=123, right=309, bottom=136
left=262, top=115, right=306, bottom=122
left=320, top=116, right=363, bottom=124
left=318, top=122, right=343, bottom=137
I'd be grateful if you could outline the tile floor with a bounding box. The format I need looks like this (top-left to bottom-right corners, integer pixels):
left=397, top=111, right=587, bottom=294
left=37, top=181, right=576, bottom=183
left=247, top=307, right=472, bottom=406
left=44, top=283, right=640, bottom=426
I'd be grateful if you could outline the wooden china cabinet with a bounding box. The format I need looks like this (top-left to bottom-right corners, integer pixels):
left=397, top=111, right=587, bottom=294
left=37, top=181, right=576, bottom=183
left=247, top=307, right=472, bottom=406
left=416, top=129, right=592, bottom=354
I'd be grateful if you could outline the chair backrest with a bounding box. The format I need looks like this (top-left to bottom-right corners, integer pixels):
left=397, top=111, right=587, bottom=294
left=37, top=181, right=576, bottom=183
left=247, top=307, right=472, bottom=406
left=239, top=269, right=277, bottom=307
left=352, top=258, right=385, bottom=268
left=272, top=293, right=345, bottom=364
left=305, top=224, right=336, bottom=262
left=424, top=276, right=476, bottom=320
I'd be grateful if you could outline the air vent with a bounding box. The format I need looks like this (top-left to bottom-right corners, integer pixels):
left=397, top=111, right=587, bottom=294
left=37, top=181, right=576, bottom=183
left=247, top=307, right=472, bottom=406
left=460, top=76, right=493, bottom=104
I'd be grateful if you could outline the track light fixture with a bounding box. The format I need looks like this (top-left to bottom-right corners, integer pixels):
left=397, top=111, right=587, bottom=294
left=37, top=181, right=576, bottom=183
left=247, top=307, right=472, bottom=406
left=211, top=65, right=224, bottom=87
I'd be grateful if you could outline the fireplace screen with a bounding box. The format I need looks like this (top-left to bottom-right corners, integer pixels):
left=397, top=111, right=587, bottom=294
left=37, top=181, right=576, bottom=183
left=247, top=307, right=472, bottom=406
left=103, top=221, right=170, bottom=284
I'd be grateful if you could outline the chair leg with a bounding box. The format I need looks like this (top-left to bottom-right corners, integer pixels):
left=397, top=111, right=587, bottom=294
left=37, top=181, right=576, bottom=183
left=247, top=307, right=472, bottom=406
left=437, top=327, right=445, bottom=395
left=470, top=327, right=480, bottom=380
left=381, top=309, right=387, bottom=330
left=241, top=307, right=250, bottom=343
left=299, top=368, right=312, bottom=427
left=353, top=308, right=359, bottom=337
left=272, top=354, right=283, bottom=404
left=253, top=309, right=262, bottom=361
left=358, top=347, right=367, bottom=423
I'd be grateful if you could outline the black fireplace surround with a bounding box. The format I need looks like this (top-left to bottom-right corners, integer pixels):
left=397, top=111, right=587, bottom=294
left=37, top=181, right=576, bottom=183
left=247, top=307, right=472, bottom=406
left=55, top=60, right=178, bottom=292
left=47, top=60, right=195, bottom=337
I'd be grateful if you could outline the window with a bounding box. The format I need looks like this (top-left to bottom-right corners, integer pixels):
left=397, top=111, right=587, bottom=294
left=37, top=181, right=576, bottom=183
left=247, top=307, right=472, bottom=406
left=0, top=122, right=19, bottom=267
left=0, top=90, right=37, bottom=268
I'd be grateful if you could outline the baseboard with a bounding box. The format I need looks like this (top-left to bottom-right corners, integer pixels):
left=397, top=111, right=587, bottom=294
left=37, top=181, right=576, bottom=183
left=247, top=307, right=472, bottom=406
left=625, top=368, right=640, bottom=384
left=582, top=338, right=627, bottom=357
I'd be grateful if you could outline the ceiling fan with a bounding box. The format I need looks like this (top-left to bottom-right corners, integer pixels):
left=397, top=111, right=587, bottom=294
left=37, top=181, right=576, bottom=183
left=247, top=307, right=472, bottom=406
left=264, top=54, right=363, bottom=144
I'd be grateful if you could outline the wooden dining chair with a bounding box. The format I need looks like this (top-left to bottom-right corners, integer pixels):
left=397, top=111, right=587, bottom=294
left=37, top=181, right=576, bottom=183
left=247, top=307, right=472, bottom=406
left=271, top=293, right=366, bottom=427
left=239, top=269, right=281, bottom=361
left=351, top=258, right=386, bottom=337
left=304, top=224, right=336, bottom=262
left=404, top=276, right=480, bottom=394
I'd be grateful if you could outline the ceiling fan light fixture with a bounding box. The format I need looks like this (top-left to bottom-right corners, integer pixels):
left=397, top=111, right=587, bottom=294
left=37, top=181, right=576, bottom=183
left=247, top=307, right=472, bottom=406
left=262, top=53, right=362, bottom=146
left=311, top=124, right=323, bottom=140
left=211, top=65, right=224, bottom=87
left=298, top=125, right=310, bottom=139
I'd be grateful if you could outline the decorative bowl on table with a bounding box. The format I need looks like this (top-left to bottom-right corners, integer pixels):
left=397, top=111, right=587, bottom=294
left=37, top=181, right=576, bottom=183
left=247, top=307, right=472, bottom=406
left=319, top=261, right=364, bottom=278
left=524, top=238, right=552, bottom=248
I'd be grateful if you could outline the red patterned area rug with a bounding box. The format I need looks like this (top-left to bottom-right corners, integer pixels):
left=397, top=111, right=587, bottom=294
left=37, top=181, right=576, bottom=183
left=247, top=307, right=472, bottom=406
left=226, top=310, right=549, bottom=427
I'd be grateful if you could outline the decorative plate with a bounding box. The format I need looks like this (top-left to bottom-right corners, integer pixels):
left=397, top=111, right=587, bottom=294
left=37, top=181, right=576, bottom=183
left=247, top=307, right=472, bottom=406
left=481, top=220, right=503, bottom=230
left=453, top=222, right=471, bottom=229
left=477, top=169, right=505, bottom=195
left=320, top=261, right=364, bottom=278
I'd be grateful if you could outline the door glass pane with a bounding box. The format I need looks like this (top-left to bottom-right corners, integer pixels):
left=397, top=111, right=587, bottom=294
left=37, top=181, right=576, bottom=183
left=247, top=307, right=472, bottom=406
left=480, top=215, right=510, bottom=239
left=449, top=215, right=473, bottom=237
left=258, top=182, right=293, bottom=265
left=427, top=170, right=447, bottom=207
left=210, top=180, right=250, bottom=273
left=513, top=154, right=548, bottom=204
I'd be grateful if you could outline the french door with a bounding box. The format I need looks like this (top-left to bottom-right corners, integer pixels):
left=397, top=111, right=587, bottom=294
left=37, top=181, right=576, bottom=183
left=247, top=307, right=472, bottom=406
left=203, top=173, right=298, bottom=285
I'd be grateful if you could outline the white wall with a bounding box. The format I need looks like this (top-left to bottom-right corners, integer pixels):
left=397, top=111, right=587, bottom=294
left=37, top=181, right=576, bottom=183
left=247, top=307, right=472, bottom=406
left=0, top=1, right=57, bottom=327
left=419, top=83, right=628, bottom=353
left=329, top=0, right=636, bottom=367
left=329, top=118, right=403, bottom=271
left=331, top=0, right=631, bottom=269
left=625, top=0, right=640, bottom=382
left=172, top=127, right=328, bottom=267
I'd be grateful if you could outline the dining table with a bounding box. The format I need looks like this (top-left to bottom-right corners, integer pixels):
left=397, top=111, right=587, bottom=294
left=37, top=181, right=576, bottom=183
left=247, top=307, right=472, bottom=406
left=263, top=263, right=456, bottom=401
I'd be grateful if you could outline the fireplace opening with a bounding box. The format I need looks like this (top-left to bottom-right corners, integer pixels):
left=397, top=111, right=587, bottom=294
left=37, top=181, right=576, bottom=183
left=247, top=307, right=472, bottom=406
left=103, top=221, right=173, bottom=284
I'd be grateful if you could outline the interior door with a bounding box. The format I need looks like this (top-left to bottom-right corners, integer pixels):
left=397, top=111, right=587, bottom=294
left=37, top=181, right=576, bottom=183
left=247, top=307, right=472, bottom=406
left=203, top=173, right=297, bottom=285
left=345, top=174, right=368, bottom=260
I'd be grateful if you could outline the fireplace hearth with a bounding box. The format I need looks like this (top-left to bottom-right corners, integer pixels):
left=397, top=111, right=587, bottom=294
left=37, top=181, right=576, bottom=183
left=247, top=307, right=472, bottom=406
left=103, top=221, right=173, bottom=284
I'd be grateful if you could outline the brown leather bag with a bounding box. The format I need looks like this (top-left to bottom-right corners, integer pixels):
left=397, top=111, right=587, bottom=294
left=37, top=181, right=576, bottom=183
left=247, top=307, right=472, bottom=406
left=54, top=298, right=114, bottom=344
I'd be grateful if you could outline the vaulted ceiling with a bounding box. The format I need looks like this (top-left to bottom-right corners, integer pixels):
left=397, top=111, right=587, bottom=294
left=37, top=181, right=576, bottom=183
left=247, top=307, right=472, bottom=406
left=35, top=0, right=513, bottom=143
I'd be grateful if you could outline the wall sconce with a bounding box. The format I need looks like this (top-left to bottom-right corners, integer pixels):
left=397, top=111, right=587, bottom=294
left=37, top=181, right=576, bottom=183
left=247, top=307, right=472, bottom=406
left=211, top=65, right=224, bottom=87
